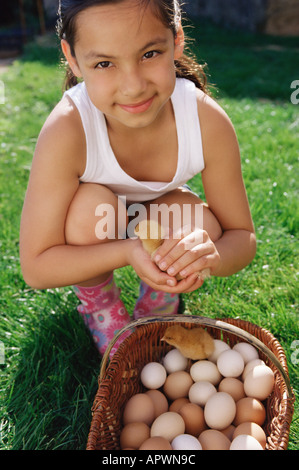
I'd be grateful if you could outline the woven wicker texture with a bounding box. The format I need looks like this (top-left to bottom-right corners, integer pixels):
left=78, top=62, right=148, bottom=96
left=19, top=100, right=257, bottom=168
left=86, top=315, right=295, bottom=450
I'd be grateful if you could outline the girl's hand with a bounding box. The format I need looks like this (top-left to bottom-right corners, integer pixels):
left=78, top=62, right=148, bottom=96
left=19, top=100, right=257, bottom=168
left=126, top=237, right=206, bottom=293
left=153, top=226, right=221, bottom=288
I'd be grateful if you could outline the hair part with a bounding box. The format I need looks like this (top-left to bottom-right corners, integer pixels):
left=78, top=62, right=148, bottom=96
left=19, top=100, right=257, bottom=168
left=57, top=0, right=208, bottom=92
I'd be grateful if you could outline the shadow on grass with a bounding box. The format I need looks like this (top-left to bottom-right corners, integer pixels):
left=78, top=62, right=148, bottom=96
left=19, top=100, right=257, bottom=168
left=185, top=19, right=299, bottom=102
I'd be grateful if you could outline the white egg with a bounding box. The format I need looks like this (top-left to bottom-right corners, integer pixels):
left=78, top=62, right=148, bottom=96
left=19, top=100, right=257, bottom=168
left=230, top=434, right=264, bottom=450
left=188, top=380, right=217, bottom=406
left=233, top=342, right=259, bottom=364
left=140, top=362, right=167, bottom=389
left=190, top=360, right=222, bottom=385
left=171, top=434, right=202, bottom=450
left=208, top=339, right=231, bottom=363
left=244, top=365, right=275, bottom=400
left=162, top=348, right=188, bottom=373
left=242, top=359, right=265, bottom=381
left=217, top=349, right=244, bottom=378
left=204, top=392, right=236, bottom=430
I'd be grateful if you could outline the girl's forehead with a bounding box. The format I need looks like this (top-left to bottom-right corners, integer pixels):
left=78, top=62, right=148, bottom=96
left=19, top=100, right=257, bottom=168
left=74, top=1, right=172, bottom=52
left=75, top=0, right=157, bottom=32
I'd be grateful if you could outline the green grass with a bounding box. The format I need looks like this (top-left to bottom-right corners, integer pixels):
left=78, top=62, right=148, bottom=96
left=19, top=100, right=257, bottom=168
left=0, top=23, right=298, bottom=450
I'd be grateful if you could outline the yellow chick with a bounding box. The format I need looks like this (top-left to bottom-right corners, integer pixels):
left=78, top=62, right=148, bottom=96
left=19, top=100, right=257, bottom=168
left=134, top=219, right=165, bottom=259
left=161, top=325, right=215, bottom=360
left=134, top=219, right=211, bottom=282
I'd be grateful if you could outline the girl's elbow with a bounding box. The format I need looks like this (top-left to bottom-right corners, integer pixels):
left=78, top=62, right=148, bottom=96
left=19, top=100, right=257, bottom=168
left=21, top=261, right=48, bottom=290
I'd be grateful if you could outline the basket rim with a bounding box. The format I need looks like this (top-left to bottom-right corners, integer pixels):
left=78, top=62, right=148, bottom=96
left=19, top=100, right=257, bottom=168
left=100, top=314, right=294, bottom=399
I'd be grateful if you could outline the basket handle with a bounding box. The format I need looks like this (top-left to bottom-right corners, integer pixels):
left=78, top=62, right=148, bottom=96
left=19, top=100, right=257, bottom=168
left=100, top=314, right=293, bottom=398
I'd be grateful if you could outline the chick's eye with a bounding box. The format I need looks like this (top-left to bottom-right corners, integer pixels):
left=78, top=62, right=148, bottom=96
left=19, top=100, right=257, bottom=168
left=96, top=61, right=112, bottom=69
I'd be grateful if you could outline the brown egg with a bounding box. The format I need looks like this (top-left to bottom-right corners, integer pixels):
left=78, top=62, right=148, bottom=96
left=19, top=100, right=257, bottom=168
left=139, top=436, right=172, bottom=450
left=146, top=390, right=168, bottom=418
left=178, top=402, right=206, bottom=436
left=120, top=422, right=150, bottom=449
left=221, top=424, right=236, bottom=441
left=234, top=397, right=266, bottom=427
left=123, top=393, right=155, bottom=426
left=169, top=397, right=190, bottom=412
left=198, top=429, right=231, bottom=450
left=151, top=412, right=185, bottom=442
left=218, top=377, right=246, bottom=402
left=233, top=422, right=267, bottom=448
left=163, top=371, right=193, bottom=401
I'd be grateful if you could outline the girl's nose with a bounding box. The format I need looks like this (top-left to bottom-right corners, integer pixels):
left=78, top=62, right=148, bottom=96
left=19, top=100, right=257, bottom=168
left=119, top=66, right=147, bottom=98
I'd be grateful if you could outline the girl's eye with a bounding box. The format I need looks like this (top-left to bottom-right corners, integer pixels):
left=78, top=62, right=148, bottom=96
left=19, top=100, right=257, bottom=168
left=143, top=50, right=160, bottom=60
left=96, top=61, right=113, bottom=69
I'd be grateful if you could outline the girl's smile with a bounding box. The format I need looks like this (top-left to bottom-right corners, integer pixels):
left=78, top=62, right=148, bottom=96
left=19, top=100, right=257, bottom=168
left=118, top=95, right=155, bottom=114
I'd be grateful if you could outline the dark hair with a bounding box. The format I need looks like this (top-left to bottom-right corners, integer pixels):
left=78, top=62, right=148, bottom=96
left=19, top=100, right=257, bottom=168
left=57, top=0, right=208, bottom=92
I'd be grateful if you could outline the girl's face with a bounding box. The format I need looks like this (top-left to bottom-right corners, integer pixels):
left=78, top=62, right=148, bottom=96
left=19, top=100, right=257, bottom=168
left=61, top=0, right=184, bottom=132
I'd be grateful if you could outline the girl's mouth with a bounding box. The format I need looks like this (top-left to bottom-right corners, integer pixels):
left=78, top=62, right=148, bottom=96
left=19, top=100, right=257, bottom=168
left=118, top=96, right=155, bottom=114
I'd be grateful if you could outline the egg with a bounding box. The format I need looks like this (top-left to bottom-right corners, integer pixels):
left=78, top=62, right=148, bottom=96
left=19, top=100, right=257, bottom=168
left=232, top=342, right=259, bottom=364
left=145, top=390, right=168, bottom=418
left=163, top=370, right=193, bottom=400
left=242, top=359, right=265, bottom=380
left=230, top=434, right=264, bottom=450
left=243, top=365, right=275, bottom=400
left=123, top=393, right=155, bottom=426
left=151, top=412, right=185, bottom=442
left=190, top=360, right=222, bottom=385
left=171, top=434, right=202, bottom=450
left=169, top=397, right=190, bottom=412
left=233, top=422, right=267, bottom=448
left=162, top=348, right=188, bottom=373
left=198, top=429, right=231, bottom=450
left=234, top=397, right=266, bottom=427
left=218, top=377, right=246, bottom=402
left=139, top=436, right=172, bottom=450
left=204, top=392, right=236, bottom=430
left=140, top=362, right=167, bottom=389
left=120, top=422, right=150, bottom=449
left=208, top=339, right=231, bottom=363
left=178, top=402, right=206, bottom=436
left=188, top=380, right=217, bottom=407
left=221, top=424, right=236, bottom=441
left=217, top=349, right=244, bottom=378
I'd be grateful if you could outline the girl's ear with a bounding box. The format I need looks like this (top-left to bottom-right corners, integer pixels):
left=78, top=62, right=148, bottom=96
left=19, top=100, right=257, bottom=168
left=174, top=24, right=185, bottom=60
left=61, top=39, right=82, bottom=78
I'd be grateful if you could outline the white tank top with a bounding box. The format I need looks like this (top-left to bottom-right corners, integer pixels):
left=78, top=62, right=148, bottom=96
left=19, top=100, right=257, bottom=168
left=64, top=78, right=204, bottom=203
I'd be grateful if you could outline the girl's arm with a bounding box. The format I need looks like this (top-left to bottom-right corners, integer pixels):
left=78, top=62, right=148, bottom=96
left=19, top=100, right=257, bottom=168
left=152, top=92, right=256, bottom=287
left=199, top=92, right=256, bottom=276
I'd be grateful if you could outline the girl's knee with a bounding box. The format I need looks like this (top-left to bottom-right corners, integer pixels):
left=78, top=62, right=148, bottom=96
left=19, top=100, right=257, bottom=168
left=202, top=205, right=222, bottom=242
left=145, top=188, right=222, bottom=242
left=65, top=183, right=128, bottom=245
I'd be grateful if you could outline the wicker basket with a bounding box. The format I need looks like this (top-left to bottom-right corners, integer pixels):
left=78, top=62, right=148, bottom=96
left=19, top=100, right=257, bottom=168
left=86, top=315, right=295, bottom=450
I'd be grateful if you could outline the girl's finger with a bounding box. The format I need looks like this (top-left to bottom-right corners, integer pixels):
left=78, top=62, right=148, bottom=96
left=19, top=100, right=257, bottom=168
left=160, top=240, right=211, bottom=277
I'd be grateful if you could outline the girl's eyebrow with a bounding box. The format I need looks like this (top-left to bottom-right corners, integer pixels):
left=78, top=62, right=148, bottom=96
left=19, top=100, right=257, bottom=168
left=84, top=37, right=168, bottom=61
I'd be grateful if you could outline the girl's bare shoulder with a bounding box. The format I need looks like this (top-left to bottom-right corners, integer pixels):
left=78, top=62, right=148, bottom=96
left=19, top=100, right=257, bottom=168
left=196, top=88, right=235, bottom=135
left=195, top=88, right=239, bottom=164
left=35, top=94, right=86, bottom=177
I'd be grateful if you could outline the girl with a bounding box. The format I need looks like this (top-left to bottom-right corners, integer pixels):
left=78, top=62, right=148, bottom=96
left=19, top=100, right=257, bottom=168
left=19, top=0, right=256, bottom=355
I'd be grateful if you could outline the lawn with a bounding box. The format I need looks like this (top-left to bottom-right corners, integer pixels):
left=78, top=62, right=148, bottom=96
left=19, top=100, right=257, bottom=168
left=0, top=22, right=298, bottom=450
